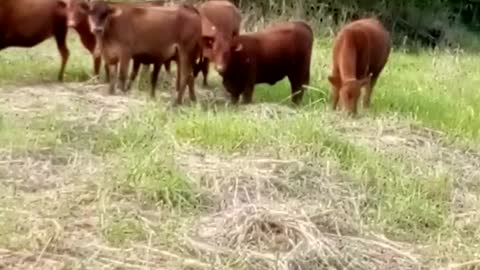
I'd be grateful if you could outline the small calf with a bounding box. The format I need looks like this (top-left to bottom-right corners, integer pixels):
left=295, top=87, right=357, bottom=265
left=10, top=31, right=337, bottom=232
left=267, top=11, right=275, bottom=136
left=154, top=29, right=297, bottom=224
left=63, top=0, right=167, bottom=82
left=88, top=1, right=202, bottom=103
left=328, top=17, right=391, bottom=115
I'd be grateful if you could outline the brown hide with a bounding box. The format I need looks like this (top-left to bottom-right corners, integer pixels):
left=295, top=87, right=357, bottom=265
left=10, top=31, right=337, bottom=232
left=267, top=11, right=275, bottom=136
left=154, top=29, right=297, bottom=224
left=211, top=21, right=313, bottom=105
left=328, top=17, right=391, bottom=115
left=198, top=0, right=241, bottom=47
left=0, top=0, right=69, bottom=81
left=65, top=0, right=168, bottom=82
left=89, top=1, right=202, bottom=104
left=194, top=0, right=241, bottom=87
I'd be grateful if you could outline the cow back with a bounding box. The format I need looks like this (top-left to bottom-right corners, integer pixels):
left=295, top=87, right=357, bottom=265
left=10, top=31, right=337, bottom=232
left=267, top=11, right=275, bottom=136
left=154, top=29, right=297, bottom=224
left=0, top=0, right=66, bottom=48
left=333, top=18, right=391, bottom=79
left=102, top=5, right=201, bottom=58
left=198, top=0, right=241, bottom=38
left=226, top=21, right=313, bottom=85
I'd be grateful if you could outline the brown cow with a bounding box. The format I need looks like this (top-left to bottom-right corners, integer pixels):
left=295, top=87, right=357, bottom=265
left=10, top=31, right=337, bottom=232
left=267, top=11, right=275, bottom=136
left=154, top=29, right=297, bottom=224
left=328, top=17, right=391, bottom=115
left=210, top=20, right=313, bottom=105
left=63, top=0, right=168, bottom=82
left=88, top=1, right=202, bottom=103
left=194, top=0, right=241, bottom=87
left=0, top=0, right=70, bottom=81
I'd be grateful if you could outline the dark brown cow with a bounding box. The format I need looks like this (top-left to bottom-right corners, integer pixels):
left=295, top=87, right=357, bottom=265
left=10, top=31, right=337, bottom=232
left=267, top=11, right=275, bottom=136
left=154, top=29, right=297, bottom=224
left=63, top=0, right=168, bottom=82
left=210, top=20, right=313, bottom=105
left=194, top=0, right=241, bottom=87
left=328, top=17, right=391, bottom=115
left=0, top=0, right=70, bottom=81
left=88, top=1, right=202, bottom=103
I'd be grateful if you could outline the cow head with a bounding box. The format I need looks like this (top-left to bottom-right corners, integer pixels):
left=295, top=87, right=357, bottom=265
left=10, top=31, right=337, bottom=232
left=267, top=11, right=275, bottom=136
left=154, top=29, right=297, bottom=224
left=211, top=35, right=242, bottom=74
left=88, top=1, right=122, bottom=36
left=69, top=0, right=91, bottom=28
left=200, top=16, right=218, bottom=59
left=88, top=1, right=122, bottom=57
left=328, top=74, right=372, bottom=114
left=56, top=0, right=90, bottom=28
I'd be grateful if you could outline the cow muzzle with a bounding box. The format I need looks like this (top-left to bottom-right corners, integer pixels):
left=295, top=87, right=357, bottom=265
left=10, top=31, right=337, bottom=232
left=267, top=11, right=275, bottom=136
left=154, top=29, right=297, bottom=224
left=93, top=27, right=104, bottom=35
left=215, top=63, right=225, bottom=74
left=67, top=19, right=76, bottom=28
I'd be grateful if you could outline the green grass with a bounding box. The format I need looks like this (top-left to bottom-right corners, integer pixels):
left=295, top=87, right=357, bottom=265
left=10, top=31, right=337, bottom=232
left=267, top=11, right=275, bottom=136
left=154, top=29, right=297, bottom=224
left=174, top=110, right=453, bottom=240
left=0, top=30, right=479, bottom=268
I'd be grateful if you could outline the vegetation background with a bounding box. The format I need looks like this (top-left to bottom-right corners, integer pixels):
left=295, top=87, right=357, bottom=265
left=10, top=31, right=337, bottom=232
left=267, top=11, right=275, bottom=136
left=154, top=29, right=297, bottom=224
left=1, top=0, right=480, bottom=269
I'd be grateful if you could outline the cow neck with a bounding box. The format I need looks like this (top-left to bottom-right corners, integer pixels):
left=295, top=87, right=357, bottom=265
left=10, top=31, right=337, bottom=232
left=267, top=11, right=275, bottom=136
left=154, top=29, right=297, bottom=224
left=75, top=20, right=96, bottom=51
left=102, top=18, right=122, bottom=46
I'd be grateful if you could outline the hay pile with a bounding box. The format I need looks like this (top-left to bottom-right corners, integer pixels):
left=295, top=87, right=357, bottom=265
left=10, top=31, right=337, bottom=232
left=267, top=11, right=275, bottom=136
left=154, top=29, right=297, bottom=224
left=186, top=204, right=422, bottom=270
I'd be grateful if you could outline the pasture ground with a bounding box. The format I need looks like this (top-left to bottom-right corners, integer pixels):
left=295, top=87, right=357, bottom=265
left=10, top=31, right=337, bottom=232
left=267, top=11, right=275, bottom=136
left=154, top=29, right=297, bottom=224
left=0, top=31, right=480, bottom=270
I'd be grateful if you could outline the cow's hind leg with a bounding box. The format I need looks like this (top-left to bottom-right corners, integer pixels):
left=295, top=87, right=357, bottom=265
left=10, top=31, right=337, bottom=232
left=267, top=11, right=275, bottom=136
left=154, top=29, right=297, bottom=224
left=187, top=51, right=198, bottom=102
left=175, top=51, right=190, bottom=105
left=54, top=26, right=70, bottom=82
left=201, top=58, right=209, bottom=87
left=289, top=72, right=308, bottom=106
left=104, top=63, right=111, bottom=83
left=187, top=74, right=196, bottom=102
left=127, top=59, right=141, bottom=91
left=363, top=73, right=379, bottom=109
left=118, top=55, right=130, bottom=93
left=94, top=55, right=101, bottom=78
left=108, top=63, right=118, bottom=95
left=241, top=85, right=254, bottom=104
left=150, top=63, right=161, bottom=98
left=231, top=92, right=241, bottom=104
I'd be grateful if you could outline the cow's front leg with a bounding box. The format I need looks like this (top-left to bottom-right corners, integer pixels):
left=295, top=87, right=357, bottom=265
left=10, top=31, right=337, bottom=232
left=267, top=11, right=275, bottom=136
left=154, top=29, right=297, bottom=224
left=242, top=84, right=254, bottom=104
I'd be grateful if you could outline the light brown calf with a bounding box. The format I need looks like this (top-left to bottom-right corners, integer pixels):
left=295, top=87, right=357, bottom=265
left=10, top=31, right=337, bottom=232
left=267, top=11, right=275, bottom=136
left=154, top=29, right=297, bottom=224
left=88, top=1, right=202, bottom=103
left=328, top=17, right=391, bottom=115
left=63, top=0, right=167, bottom=82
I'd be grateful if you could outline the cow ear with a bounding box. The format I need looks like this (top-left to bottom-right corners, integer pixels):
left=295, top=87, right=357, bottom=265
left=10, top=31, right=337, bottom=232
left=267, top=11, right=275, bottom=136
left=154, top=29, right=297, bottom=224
left=234, top=43, right=243, bottom=52
left=80, top=1, right=89, bottom=11
left=57, top=0, right=67, bottom=8
left=202, top=36, right=213, bottom=47
left=328, top=75, right=341, bottom=88
left=109, top=7, right=123, bottom=17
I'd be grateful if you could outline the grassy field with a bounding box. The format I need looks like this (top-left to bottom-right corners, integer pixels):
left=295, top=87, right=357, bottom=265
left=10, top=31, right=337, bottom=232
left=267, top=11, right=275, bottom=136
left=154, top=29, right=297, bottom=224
left=1, top=26, right=480, bottom=270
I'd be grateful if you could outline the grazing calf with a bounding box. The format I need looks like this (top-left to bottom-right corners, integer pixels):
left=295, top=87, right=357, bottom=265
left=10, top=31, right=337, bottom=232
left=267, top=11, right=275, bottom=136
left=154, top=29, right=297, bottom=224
left=195, top=0, right=241, bottom=86
left=211, top=21, right=313, bottom=105
left=88, top=1, right=202, bottom=103
left=64, top=0, right=167, bottom=82
left=328, top=17, right=391, bottom=115
left=0, top=0, right=70, bottom=81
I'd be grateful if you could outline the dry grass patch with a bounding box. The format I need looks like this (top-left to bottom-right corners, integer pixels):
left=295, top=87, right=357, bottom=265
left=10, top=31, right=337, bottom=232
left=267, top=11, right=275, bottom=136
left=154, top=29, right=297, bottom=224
left=0, top=77, right=478, bottom=269
left=187, top=203, right=423, bottom=270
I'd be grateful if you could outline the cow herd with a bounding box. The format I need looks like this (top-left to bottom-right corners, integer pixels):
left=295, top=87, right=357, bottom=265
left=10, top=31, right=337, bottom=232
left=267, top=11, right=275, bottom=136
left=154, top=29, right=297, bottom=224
left=0, top=0, right=392, bottom=115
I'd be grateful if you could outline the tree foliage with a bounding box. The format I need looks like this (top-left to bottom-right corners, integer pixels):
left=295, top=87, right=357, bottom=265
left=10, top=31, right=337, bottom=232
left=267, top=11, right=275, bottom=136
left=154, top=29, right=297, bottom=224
left=228, top=0, right=480, bottom=47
